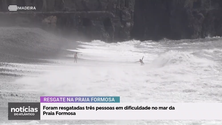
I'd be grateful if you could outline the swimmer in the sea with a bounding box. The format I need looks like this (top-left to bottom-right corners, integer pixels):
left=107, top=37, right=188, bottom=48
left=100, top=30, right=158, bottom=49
left=74, top=52, right=78, bottom=63
left=139, top=56, right=144, bottom=65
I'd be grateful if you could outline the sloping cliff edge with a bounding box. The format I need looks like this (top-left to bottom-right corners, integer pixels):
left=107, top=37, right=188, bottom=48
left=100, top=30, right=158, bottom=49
left=0, top=0, right=134, bottom=42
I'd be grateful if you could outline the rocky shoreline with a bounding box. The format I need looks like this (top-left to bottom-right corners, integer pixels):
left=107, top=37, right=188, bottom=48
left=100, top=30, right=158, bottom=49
left=1, top=0, right=222, bottom=42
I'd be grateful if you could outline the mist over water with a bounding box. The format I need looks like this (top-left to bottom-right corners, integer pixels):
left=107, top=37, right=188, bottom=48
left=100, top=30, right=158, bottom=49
left=17, top=39, right=222, bottom=102
left=0, top=27, right=222, bottom=125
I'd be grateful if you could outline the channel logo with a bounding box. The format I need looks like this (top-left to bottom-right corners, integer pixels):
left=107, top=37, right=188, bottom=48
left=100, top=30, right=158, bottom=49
left=8, top=102, right=40, bottom=120
left=8, top=5, right=36, bottom=11
left=11, top=106, right=38, bottom=112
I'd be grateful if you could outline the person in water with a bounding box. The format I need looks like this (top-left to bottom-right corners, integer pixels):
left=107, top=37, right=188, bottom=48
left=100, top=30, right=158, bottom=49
left=139, top=56, right=144, bottom=65
left=74, top=52, right=78, bottom=63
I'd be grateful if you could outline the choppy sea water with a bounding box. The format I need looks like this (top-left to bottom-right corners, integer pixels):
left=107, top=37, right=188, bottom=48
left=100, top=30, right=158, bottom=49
left=0, top=27, right=222, bottom=125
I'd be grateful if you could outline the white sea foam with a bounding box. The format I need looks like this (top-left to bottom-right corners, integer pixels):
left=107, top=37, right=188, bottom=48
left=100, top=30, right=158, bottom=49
left=1, top=39, right=222, bottom=125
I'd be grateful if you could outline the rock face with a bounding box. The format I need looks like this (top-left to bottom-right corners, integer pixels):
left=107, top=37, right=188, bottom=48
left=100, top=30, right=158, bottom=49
left=1, top=0, right=222, bottom=41
left=0, top=0, right=135, bottom=42
left=131, top=0, right=170, bottom=41
left=131, top=0, right=222, bottom=41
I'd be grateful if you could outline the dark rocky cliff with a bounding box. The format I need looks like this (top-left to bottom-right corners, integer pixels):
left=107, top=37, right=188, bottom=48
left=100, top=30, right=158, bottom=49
left=0, top=0, right=134, bottom=42
left=1, top=0, right=222, bottom=42
left=131, top=0, right=222, bottom=41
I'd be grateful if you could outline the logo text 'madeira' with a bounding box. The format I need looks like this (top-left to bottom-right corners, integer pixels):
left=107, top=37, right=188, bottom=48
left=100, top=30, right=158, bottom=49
left=17, top=6, right=36, bottom=10
left=8, top=5, right=36, bottom=11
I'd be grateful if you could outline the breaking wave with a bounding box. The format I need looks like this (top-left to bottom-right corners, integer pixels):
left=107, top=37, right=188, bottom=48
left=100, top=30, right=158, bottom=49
left=1, top=28, right=222, bottom=125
